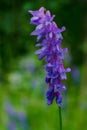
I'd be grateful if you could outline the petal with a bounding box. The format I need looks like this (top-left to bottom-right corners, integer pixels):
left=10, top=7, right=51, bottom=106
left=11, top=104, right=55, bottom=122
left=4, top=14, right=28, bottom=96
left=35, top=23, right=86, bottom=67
left=47, top=99, right=53, bottom=105
left=46, top=10, right=51, bottom=17
left=30, top=17, right=40, bottom=25
left=31, top=16, right=39, bottom=21
left=38, top=52, right=46, bottom=60
left=62, top=48, right=68, bottom=53
left=39, top=7, right=45, bottom=12
left=37, top=35, right=43, bottom=42
left=61, top=85, right=67, bottom=91
left=66, top=68, right=71, bottom=72
left=56, top=95, right=62, bottom=106
left=61, top=26, right=66, bottom=32
left=31, top=29, right=42, bottom=35
left=36, top=24, right=43, bottom=30
left=49, top=32, right=53, bottom=38
left=60, top=72, right=67, bottom=80
left=35, top=43, right=42, bottom=47
left=34, top=49, right=42, bottom=54
left=46, top=87, right=54, bottom=98
left=28, top=10, right=39, bottom=16
left=56, top=33, right=63, bottom=40
left=45, top=76, right=51, bottom=83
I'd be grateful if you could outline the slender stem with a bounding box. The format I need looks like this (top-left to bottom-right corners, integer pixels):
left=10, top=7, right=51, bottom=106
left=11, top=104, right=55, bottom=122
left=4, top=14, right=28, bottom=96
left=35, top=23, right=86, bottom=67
left=59, top=106, right=62, bottom=130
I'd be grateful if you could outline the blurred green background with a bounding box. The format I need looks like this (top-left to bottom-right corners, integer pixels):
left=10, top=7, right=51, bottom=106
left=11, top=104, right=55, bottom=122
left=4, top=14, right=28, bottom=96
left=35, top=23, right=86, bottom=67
left=0, top=0, right=87, bottom=130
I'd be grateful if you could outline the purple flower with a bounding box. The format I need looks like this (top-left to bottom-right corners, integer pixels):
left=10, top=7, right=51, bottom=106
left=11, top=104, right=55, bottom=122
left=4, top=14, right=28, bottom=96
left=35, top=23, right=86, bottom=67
left=29, top=7, right=55, bottom=25
left=8, top=122, right=16, bottom=130
left=71, top=66, right=81, bottom=85
left=5, top=103, right=29, bottom=129
left=29, top=7, right=71, bottom=106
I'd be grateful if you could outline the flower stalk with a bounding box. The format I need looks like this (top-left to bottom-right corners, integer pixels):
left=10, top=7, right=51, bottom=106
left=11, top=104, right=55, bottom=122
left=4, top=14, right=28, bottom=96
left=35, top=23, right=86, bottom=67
left=59, top=107, right=62, bottom=130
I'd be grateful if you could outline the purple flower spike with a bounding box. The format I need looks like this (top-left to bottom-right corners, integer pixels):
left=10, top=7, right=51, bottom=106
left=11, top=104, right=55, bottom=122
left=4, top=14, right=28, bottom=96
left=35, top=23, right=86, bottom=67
left=29, top=7, right=71, bottom=106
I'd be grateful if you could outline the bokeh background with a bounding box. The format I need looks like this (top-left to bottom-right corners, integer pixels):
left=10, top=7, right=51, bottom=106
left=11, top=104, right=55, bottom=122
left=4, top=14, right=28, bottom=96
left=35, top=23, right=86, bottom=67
left=0, top=0, right=87, bottom=130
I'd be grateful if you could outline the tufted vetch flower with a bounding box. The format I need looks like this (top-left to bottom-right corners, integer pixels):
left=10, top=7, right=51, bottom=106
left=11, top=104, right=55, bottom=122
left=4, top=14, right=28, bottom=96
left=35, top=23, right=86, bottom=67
left=29, top=7, right=71, bottom=106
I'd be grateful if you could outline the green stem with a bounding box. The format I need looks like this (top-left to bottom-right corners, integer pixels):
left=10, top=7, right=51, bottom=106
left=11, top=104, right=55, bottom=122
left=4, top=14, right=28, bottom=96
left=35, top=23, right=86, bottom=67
left=59, top=106, right=62, bottom=130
